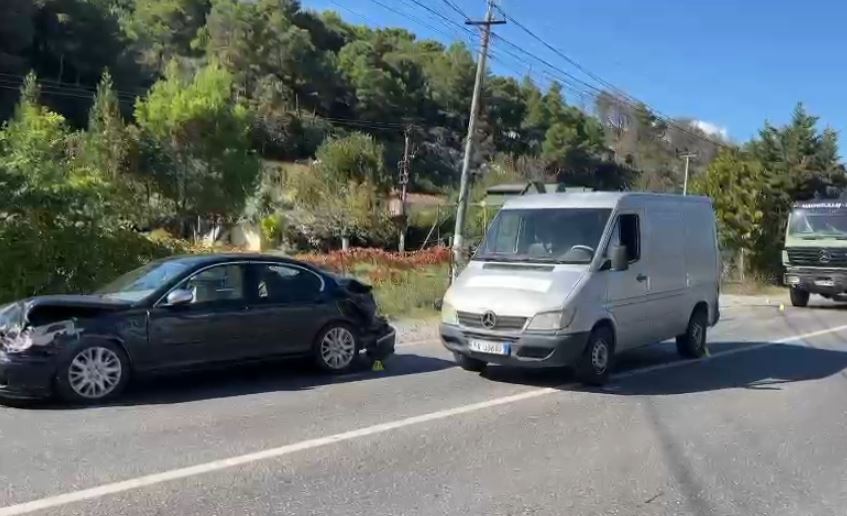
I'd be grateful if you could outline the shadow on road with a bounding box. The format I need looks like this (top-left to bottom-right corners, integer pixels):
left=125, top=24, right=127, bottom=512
left=482, top=341, right=847, bottom=396
left=16, top=353, right=454, bottom=409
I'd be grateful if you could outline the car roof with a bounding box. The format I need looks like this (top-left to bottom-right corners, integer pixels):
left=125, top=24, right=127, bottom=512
left=161, top=253, right=314, bottom=269
left=501, top=191, right=712, bottom=210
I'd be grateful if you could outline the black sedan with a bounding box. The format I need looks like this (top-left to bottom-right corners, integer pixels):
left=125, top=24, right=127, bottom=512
left=0, top=254, right=395, bottom=403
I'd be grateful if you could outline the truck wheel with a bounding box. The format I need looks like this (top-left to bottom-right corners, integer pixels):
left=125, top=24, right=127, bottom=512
left=453, top=352, right=486, bottom=372
left=790, top=288, right=810, bottom=307
left=676, top=308, right=708, bottom=358
left=576, top=326, right=615, bottom=386
left=55, top=341, right=130, bottom=404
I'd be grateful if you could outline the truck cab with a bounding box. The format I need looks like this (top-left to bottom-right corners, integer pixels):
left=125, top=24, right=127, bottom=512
left=783, top=200, right=847, bottom=306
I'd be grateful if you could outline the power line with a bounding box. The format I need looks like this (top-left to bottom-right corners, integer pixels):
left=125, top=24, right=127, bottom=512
left=492, top=7, right=731, bottom=150
left=403, top=0, right=474, bottom=36
left=440, top=0, right=470, bottom=21
left=366, top=0, right=472, bottom=44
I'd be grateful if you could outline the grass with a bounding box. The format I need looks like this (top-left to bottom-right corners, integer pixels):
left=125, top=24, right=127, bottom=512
left=368, top=264, right=449, bottom=320
left=721, top=281, right=787, bottom=297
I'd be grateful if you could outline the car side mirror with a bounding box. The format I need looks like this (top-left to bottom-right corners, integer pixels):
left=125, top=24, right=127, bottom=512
left=165, top=289, right=194, bottom=306
left=610, top=245, right=629, bottom=271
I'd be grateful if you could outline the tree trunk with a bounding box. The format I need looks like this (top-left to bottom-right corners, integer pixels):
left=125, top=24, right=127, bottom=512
left=341, top=236, right=350, bottom=251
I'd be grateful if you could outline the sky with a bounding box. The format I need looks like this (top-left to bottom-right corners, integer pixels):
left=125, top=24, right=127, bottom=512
left=305, top=0, right=847, bottom=151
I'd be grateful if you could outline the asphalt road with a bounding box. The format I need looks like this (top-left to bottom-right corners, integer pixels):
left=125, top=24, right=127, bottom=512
left=1, top=301, right=847, bottom=516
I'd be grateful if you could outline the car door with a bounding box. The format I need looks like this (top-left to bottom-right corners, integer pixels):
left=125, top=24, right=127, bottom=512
left=604, top=211, right=652, bottom=350
left=243, top=263, right=334, bottom=357
left=147, top=263, right=251, bottom=370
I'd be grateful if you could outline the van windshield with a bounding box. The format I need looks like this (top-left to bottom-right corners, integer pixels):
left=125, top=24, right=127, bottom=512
left=475, top=208, right=612, bottom=264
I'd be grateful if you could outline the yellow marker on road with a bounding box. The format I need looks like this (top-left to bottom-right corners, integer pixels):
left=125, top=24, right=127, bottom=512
left=372, top=360, right=385, bottom=372
left=779, top=303, right=786, bottom=313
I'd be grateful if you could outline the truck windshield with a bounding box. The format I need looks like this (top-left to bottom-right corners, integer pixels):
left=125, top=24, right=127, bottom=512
left=475, top=208, right=612, bottom=264
left=788, top=207, right=847, bottom=239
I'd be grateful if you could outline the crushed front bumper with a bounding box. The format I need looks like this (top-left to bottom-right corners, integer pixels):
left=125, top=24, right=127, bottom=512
left=0, top=350, right=56, bottom=400
left=440, top=324, right=589, bottom=368
left=361, top=319, right=396, bottom=361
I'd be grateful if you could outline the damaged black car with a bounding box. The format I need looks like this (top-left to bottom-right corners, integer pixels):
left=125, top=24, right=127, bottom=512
left=0, top=254, right=395, bottom=403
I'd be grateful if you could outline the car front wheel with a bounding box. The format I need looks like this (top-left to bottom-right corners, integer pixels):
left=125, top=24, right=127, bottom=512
left=314, top=324, right=359, bottom=373
left=56, top=342, right=129, bottom=403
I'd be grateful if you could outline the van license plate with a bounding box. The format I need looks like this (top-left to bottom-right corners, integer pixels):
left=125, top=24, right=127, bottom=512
left=469, top=339, right=510, bottom=355
left=815, top=279, right=836, bottom=287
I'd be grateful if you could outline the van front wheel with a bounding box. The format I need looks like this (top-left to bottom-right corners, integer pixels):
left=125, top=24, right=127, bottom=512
left=576, top=327, right=615, bottom=386
left=676, top=309, right=708, bottom=358
left=454, top=353, right=486, bottom=372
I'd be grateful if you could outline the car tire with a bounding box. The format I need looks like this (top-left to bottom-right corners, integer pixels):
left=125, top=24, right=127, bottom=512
left=790, top=287, right=810, bottom=307
left=55, top=341, right=130, bottom=404
left=576, top=326, right=614, bottom=386
left=453, top=352, right=486, bottom=372
left=676, top=308, right=708, bottom=359
left=314, top=323, right=359, bottom=373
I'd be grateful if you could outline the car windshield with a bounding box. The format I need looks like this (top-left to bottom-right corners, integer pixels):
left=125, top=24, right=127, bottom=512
left=95, top=260, right=195, bottom=302
left=788, top=207, right=847, bottom=239
left=475, top=208, right=612, bottom=264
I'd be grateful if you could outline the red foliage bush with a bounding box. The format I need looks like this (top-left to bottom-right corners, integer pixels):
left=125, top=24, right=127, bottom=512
left=296, top=246, right=451, bottom=276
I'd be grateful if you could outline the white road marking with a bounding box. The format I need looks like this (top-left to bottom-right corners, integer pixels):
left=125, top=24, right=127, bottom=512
left=613, top=322, right=847, bottom=381
left=2, top=323, right=847, bottom=516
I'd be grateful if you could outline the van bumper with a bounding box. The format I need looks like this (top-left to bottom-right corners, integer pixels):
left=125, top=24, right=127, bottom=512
left=440, top=324, right=590, bottom=368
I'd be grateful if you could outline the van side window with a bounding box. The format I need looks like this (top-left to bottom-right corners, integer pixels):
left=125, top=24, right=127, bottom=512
left=613, top=214, right=640, bottom=262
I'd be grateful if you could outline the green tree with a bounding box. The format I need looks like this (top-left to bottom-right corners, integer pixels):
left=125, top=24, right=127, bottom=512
left=692, top=150, right=765, bottom=257
left=86, top=70, right=129, bottom=177
left=135, top=62, right=260, bottom=226
left=128, top=0, right=211, bottom=70
left=315, top=132, right=389, bottom=189
left=0, top=73, right=107, bottom=224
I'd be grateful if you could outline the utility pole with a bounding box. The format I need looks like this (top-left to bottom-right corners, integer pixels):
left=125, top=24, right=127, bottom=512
left=451, top=0, right=505, bottom=274
left=398, top=125, right=412, bottom=252
left=679, top=151, right=697, bottom=196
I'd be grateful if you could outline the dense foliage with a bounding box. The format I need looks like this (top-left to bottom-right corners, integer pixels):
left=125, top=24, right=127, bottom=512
left=0, top=0, right=844, bottom=288
left=694, top=104, right=846, bottom=278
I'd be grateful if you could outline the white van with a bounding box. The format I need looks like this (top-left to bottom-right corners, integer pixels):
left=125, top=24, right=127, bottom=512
left=440, top=192, right=720, bottom=385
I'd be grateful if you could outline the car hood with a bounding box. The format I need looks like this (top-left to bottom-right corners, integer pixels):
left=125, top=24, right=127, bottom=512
left=20, top=294, right=134, bottom=310
left=444, top=261, right=587, bottom=317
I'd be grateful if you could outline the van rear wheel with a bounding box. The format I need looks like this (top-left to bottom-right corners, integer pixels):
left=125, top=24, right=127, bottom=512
left=676, top=308, right=708, bottom=358
left=790, top=288, right=810, bottom=307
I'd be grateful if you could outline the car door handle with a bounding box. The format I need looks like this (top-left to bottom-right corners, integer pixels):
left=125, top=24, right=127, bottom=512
left=636, top=274, right=648, bottom=282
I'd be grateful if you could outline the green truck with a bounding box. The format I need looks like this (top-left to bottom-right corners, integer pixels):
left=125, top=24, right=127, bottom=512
left=783, top=199, right=847, bottom=306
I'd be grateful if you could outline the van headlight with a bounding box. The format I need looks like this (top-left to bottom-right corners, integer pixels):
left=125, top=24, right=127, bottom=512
left=526, top=308, right=576, bottom=331
left=441, top=301, right=459, bottom=325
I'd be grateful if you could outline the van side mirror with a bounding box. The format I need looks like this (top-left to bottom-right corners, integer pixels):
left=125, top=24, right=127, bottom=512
left=610, top=245, right=629, bottom=271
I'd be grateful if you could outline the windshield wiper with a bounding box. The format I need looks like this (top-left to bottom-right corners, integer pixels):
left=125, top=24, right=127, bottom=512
left=799, top=235, right=824, bottom=240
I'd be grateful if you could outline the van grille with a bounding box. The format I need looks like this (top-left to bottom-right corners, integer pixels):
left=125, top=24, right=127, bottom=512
left=787, top=247, right=847, bottom=267
left=457, top=311, right=527, bottom=331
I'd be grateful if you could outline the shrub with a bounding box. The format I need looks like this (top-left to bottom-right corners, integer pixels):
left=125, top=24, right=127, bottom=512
left=0, top=222, right=187, bottom=303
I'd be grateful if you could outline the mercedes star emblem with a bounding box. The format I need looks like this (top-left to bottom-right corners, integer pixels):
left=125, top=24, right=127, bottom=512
left=820, top=250, right=832, bottom=264
left=481, top=310, right=497, bottom=329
